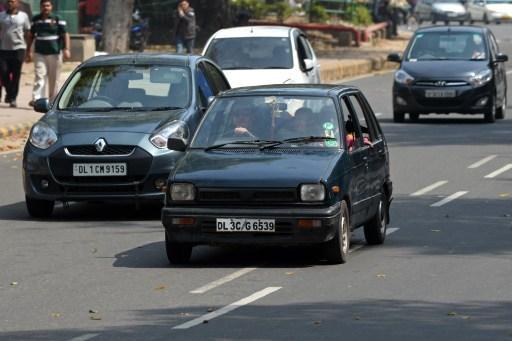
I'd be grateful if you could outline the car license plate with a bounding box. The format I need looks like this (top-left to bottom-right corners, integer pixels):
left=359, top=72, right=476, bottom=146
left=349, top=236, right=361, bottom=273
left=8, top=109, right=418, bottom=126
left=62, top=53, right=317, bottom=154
left=425, top=90, right=456, bottom=98
left=216, top=218, right=275, bottom=232
left=73, top=163, right=127, bottom=177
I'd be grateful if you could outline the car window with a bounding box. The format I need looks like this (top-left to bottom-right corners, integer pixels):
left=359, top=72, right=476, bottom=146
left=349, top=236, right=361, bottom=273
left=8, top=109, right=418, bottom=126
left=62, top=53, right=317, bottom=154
left=346, top=94, right=377, bottom=143
left=203, top=61, right=230, bottom=93
left=58, top=65, right=191, bottom=110
left=196, top=66, right=215, bottom=107
left=488, top=33, right=498, bottom=59
left=299, top=35, right=314, bottom=60
left=192, top=95, right=340, bottom=148
left=340, top=96, right=362, bottom=151
left=407, top=32, right=487, bottom=61
left=204, top=37, right=293, bottom=70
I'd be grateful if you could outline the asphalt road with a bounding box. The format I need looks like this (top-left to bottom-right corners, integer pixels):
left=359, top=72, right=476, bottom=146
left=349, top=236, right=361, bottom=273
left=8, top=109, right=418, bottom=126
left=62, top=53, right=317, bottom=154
left=1, top=24, right=511, bottom=341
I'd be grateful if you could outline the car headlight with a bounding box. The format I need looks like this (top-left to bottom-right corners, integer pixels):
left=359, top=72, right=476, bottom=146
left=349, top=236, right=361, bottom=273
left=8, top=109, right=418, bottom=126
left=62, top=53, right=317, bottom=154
left=150, top=120, right=189, bottom=149
left=29, top=121, right=58, bottom=149
left=170, top=183, right=195, bottom=201
left=300, top=184, right=326, bottom=202
left=469, top=69, right=492, bottom=87
left=394, top=70, right=414, bottom=85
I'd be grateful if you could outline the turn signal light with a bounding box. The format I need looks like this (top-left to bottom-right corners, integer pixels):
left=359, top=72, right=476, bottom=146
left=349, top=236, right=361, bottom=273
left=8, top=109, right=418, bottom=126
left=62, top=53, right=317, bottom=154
left=298, top=219, right=322, bottom=229
left=171, top=217, right=196, bottom=225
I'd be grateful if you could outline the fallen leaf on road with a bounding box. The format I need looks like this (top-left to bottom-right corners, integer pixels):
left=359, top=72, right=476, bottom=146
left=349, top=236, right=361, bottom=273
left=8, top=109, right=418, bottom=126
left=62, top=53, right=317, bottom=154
left=353, top=316, right=361, bottom=320
left=88, top=309, right=98, bottom=314
left=89, top=315, right=102, bottom=321
left=51, top=313, right=62, bottom=318
left=10, top=282, right=18, bottom=286
left=376, top=273, right=386, bottom=278
left=447, top=312, right=458, bottom=316
left=431, top=229, right=441, bottom=232
left=154, top=285, right=167, bottom=291
left=499, top=193, right=510, bottom=198
left=285, top=272, right=295, bottom=276
left=461, top=315, right=470, bottom=320
left=91, top=248, right=98, bottom=254
left=313, top=320, right=322, bottom=325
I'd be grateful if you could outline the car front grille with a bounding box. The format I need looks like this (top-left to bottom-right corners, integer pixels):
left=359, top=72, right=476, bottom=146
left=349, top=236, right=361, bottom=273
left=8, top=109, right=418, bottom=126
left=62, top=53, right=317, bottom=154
left=198, top=188, right=298, bottom=203
left=414, top=80, right=469, bottom=87
left=66, top=145, right=136, bottom=156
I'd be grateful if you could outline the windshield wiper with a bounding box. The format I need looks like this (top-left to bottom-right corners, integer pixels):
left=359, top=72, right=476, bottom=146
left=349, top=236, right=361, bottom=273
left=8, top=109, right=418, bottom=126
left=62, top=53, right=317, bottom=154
left=149, top=106, right=184, bottom=111
left=205, top=139, right=280, bottom=151
left=260, top=136, right=337, bottom=150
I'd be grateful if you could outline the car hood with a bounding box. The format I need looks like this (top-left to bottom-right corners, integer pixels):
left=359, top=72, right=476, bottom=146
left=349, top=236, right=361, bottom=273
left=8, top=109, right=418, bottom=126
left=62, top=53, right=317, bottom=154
left=50, top=108, right=188, bottom=134
left=486, top=3, right=512, bottom=14
left=173, top=149, right=341, bottom=187
left=223, top=69, right=300, bottom=88
left=401, top=60, right=489, bottom=79
left=432, top=3, right=466, bottom=12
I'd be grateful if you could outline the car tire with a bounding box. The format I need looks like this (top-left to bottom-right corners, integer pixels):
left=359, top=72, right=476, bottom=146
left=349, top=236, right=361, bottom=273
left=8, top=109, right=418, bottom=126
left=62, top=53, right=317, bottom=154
left=393, top=111, right=405, bottom=123
left=25, top=196, right=54, bottom=218
left=496, top=96, right=506, bottom=119
left=364, top=193, right=388, bottom=245
left=469, top=14, right=474, bottom=24
left=444, top=20, right=449, bottom=25
left=410, top=113, right=420, bottom=121
left=165, top=232, right=192, bottom=265
left=484, top=96, right=496, bottom=123
left=324, top=200, right=350, bottom=264
left=459, top=20, right=464, bottom=25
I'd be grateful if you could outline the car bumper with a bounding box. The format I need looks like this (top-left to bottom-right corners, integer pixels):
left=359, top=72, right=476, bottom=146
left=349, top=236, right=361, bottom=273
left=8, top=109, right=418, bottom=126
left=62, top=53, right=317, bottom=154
left=162, top=203, right=342, bottom=246
left=23, top=141, right=180, bottom=202
left=393, top=81, right=494, bottom=115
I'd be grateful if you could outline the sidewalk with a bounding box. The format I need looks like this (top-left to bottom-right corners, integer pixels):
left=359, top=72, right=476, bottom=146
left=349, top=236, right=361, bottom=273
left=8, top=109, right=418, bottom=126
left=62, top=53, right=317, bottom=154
left=0, top=34, right=409, bottom=150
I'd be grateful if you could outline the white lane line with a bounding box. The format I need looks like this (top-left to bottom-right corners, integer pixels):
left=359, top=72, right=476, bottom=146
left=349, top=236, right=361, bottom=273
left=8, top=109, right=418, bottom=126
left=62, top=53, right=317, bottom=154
left=410, top=181, right=448, bottom=196
left=484, top=164, right=512, bottom=179
left=349, top=227, right=400, bottom=253
left=173, top=287, right=282, bottom=329
left=430, top=191, right=468, bottom=207
left=190, top=268, right=257, bottom=294
left=468, top=155, right=497, bottom=169
left=68, top=334, right=100, bottom=341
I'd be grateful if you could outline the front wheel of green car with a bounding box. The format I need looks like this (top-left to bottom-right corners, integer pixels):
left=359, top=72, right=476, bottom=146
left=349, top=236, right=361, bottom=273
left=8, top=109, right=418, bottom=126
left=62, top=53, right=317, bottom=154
left=324, top=201, right=350, bottom=264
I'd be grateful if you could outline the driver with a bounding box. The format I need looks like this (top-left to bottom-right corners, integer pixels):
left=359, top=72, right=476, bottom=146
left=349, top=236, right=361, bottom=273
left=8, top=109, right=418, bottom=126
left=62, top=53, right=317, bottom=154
left=228, top=107, right=258, bottom=138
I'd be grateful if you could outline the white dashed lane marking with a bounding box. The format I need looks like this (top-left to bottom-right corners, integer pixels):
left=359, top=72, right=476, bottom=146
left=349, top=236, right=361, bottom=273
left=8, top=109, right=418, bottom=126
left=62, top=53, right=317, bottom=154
left=68, top=334, right=100, bottom=341
left=430, top=191, right=468, bottom=207
left=468, top=155, right=497, bottom=169
left=190, top=268, right=257, bottom=294
left=484, top=164, right=512, bottom=179
left=410, top=181, right=448, bottom=196
left=173, top=287, right=282, bottom=329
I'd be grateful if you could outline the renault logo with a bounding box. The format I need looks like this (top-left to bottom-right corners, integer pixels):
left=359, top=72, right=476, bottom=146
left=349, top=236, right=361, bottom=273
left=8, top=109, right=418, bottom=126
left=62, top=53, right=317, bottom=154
left=435, top=81, right=446, bottom=87
left=94, top=138, right=107, bottom=152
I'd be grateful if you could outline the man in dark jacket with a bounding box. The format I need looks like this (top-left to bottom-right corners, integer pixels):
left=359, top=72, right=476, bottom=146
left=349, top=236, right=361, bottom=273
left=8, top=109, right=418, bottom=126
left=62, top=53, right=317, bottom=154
left=174, top=0, right=196, bottom=54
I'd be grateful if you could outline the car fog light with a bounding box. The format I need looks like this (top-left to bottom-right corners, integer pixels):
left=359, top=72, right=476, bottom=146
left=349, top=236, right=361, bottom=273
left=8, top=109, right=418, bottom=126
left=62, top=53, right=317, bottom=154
left=396, top=96, right=407, bottom=106
left=172, top=217, right=196, bottom=225
left=154, top=178, right=167, bottom=191
left=475, top=97, right=489, bottom=107
left=41, top=179, right=50, bottom=189
left=298, top=219, right=322, bottom=229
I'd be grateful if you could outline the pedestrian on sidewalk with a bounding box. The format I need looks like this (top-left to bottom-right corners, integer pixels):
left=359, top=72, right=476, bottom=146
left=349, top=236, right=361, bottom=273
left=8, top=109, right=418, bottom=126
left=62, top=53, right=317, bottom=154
left=25, top=0, right=70, bottom=105
left=0, top=0, right=31, bottom=108
left=173, top=0, right=196, bottom=54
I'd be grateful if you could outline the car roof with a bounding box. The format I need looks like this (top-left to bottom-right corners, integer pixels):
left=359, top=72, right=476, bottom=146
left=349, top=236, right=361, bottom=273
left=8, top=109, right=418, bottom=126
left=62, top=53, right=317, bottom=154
left=210, top=26, right=293, bottom=39
left=218, top=84, right=359, bottom=97
left=79, top=53, right=202, bottom=68
left=415, top=25, right=487, bottom=34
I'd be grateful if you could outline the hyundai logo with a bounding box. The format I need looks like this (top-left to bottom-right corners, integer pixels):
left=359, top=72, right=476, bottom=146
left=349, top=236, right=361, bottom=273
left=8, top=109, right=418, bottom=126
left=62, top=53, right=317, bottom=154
left=94, top=138, right=107, bottom=152
left=435, top=81, right=446, bottom=87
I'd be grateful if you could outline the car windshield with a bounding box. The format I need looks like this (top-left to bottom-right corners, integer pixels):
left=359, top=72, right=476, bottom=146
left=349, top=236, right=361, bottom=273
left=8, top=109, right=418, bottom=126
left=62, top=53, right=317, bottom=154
left=192, top=95, right=341, bottom=149
left=486, top=0, right=512, bottom=3
left=204, top=37, right=293, bottom=70
left=58, top=65, right=191, bottom=111
left=407, top=32, right=488, bottom=61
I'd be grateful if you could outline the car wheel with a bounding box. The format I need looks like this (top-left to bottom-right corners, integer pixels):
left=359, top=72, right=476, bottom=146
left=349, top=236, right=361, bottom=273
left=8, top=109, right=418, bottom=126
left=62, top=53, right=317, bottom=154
left=324, top=200, right=350, bottom=264
left=410, top=113, right=420, bottom=121
left=496, top=96, right=506, bottom=119
left=393, top=111, right=405, bottom=123
left=165, top=232, right=192, bottom=265
left=459, top=20, right=464, bottom=25
left=444, top=20, right=449, bottom=25
left=469, top=14, right=474, bottom=24
left=25, top=196, right=54, bottom=218
left=364, top=193, right=388, bottom=245
left=484, top=96, right=496, bottom=123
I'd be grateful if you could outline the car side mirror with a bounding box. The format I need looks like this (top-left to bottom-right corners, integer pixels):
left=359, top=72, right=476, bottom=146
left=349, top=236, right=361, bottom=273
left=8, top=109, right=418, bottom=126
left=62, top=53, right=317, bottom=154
left=34, top=98, right=50, bottom=113
left=304, top=58, right=315, bottom=72
left=167, top=137, right=187, bottom=152
left=496, top=53, right=508, bottom=62
left=207, top=96, right=215, bottom=107
left=387, top=53, right=402, bottom=63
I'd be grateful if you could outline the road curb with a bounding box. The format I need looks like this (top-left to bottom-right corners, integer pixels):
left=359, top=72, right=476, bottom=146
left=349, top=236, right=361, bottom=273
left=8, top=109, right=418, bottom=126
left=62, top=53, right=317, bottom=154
left=0, top=122, right=35, bottom=139
left=320, top=56, right=396, bottom=83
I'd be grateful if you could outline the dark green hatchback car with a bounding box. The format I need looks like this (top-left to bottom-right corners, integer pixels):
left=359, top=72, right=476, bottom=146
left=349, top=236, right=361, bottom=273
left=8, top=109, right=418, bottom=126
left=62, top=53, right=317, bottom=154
left=163, top=84, right=392, bottom=264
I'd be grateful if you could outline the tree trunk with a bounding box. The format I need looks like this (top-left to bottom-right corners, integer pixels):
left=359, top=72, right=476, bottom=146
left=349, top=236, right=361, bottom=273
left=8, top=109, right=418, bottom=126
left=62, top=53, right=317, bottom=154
left=103, top=0, right=135, bottom=54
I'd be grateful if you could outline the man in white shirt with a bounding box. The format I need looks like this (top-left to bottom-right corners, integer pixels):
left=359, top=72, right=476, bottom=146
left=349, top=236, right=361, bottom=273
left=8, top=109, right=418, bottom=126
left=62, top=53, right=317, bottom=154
left=0, top=0, right=30, bottom=107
